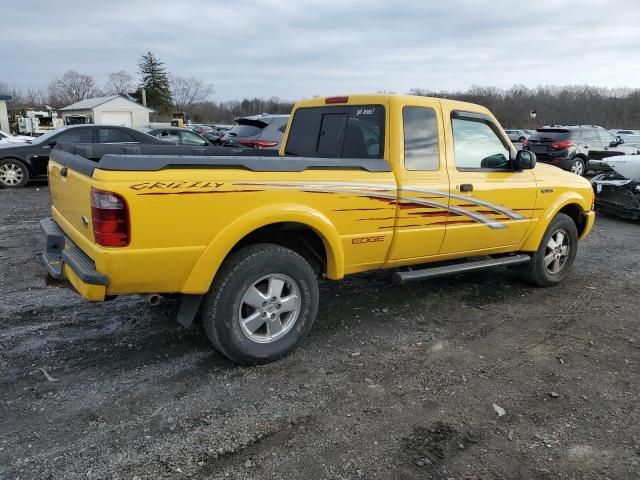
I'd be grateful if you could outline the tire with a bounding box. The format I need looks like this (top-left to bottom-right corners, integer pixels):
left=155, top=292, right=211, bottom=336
left=0, top=158, right=30, bottom=188
left=520, top=213, right=578, bottom=287
left=201, top=244, right=319, bottom=365
left=569, top=157, right=586, bottom=176
left=518, top=136, right=526, bottom=143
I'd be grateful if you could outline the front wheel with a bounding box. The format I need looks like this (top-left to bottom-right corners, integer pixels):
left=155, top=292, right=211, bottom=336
left=518, top=136, right=526, bottom=143
left=201, top=244, right=319, bottom=365
left=0, top=158, right=30, bottom=188
left=569, top=157, right=586, bottom=176
left=520, top=213, right=578, bottom=287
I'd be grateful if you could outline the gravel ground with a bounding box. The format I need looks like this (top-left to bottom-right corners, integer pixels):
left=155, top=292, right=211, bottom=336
left=1, top=184, right=639, bottom=480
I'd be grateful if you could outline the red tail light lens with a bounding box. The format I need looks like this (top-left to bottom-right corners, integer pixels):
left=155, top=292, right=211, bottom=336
left=325, top=96, right=349, bottom=104
left=239, top=140, right=278, bottom=149
left=90, top=188, right=130, bottom=247
left=551, top=140, right=575, bottom=149
left=522, top=139, right=529, bottom=147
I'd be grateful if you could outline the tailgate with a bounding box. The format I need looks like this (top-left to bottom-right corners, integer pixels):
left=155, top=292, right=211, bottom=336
left=48, top=157, right=95, bottom=246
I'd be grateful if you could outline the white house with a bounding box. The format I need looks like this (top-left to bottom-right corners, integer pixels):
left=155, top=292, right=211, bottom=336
left=0, top=94, right=11, bottom=133
left=59, top=95, right=153, bottom=128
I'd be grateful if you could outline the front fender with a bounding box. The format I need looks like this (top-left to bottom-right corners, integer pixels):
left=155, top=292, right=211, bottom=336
left=181, top=203, right=344, bottom=294
left=520, top=191, right=592, bottom=252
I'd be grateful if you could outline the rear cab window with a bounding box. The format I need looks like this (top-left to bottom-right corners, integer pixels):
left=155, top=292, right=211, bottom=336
left=285, top=105, right=385, bottom=159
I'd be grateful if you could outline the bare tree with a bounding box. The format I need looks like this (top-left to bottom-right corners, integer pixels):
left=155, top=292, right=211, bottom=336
left=105, top=70, right=134, bottom=95
left=170, top=76, right=214, bottom=113
left=47, top=71, right=100, bottom=107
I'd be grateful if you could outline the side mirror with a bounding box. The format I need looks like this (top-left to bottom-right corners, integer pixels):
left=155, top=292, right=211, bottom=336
left=514, top=150, right=536, bottom=170
left=47, top=140, right=57, bottom=148
left=616, top=136, right=624, bottom=145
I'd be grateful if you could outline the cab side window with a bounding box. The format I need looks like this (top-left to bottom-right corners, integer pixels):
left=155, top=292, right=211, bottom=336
left=403, top=106, right=439, bottom=171
left=452, top=115, right=510, bottom=170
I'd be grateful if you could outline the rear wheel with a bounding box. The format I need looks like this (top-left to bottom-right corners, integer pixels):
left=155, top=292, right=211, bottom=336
left=201, top=244, right=319, bottom=365
left=569, top=157, right=585, bottom=176
left=518, top=136, right=526, bottom=143
left=0, top=158, right=29, bottom=188
left=520, top=213, right=578, bottom=287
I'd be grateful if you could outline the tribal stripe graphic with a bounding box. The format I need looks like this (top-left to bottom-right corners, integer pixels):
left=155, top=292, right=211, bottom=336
left=233, top=181, right=528, bottom=230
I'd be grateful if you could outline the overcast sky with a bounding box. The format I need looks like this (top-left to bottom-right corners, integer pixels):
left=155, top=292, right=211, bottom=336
left=3, top=0, right=640, bottom=101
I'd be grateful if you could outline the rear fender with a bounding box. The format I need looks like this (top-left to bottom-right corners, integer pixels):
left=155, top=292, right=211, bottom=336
left=181, top=204, right=344, bottom=293
left=520, top=192, right=591, bottom=251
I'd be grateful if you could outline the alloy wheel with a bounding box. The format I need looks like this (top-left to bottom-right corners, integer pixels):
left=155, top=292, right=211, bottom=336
left=570, top=159, right=584, bottom=176
left=238, top=273, right=301, bottom=343
left=0, top=162, right=25, bottom=186
left=544, top=229, right=570, bottom=274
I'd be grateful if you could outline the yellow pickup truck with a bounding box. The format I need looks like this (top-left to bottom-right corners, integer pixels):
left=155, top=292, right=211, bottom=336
left=41, top=94, right=595, bottom=364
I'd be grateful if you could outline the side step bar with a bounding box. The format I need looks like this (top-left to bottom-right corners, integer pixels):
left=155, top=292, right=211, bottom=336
left=392, top=254, right=531, bottom=284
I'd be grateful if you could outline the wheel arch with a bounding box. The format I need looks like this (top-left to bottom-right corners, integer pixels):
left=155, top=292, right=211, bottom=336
left=181, top=204, right=344, bottom=294
left=520, top=195, right=590, bottom=252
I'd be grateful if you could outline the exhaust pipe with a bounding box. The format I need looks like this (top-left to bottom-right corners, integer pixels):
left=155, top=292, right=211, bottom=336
left=146, top=294, right=162, bottom=306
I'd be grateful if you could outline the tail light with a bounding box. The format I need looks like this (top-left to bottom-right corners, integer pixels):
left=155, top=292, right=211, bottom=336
left=239, top=140, right=278, bottom=149
left=522, top=139, right=529, bottom=148
left=90, top=188, right=130, bottom=247
left=551, top=140, right=575, bottom=149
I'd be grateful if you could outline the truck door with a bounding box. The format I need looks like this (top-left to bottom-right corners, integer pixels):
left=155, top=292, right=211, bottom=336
left=439, top=110, right=536, bottom=254
left=387, top=100, right=449, bottom=261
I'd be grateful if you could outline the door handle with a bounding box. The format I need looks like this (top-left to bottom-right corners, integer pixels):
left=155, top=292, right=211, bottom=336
left=60, top=167, right=68, bottom=177
left=459, top=184, right=473, bottom=192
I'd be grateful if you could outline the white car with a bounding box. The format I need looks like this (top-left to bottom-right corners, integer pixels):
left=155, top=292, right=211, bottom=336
left=0, top=130, right=32, bottom=144
left=504, top=129, right=531, bottom=143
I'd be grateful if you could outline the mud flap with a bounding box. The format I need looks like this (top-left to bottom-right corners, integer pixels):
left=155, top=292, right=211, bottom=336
left=177, top=295, right=203, bottom=327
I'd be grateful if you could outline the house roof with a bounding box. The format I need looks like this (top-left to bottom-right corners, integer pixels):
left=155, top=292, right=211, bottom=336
left=0, top=94, right=12, bottom=101
left=60, top=95, right=153, bottom=111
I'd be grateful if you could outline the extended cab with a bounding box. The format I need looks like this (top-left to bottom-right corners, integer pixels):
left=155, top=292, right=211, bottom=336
left=41, top=95, right=595, bottom=364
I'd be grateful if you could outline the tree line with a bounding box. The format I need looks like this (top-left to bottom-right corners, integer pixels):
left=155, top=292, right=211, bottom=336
left=409, top=85, right=640, bottom=129
left=3, top=52, right=640, bottom=127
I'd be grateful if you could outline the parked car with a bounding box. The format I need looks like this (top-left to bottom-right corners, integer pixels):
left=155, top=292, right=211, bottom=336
left=524, top=125, right=640, bottom=176
left=0, top=130, right=32, bottom=145
left=0, top=125, right=167, bottom=188
left=505, top=129, right=531, bottom=143
left=42, top=93, right=595, bottom=365
left=221, top=114, right=289, bottom=149
left=610, top=129, right=640, bottom=136
left=609, top=129, right=640, bottom=147
left=140, top=126, right=213, bottom=146
left=591, top=155, right=640, bottom=220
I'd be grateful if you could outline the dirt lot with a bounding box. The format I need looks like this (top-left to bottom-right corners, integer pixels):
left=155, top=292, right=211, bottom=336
left=1, top=185, right=639, bottom=480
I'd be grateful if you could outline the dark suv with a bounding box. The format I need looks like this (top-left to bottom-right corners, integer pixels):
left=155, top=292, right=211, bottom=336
left=524, top=125, right=640, bottom=176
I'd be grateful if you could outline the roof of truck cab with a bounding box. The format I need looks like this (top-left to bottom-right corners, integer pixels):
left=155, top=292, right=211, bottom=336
left=293, top=94, right=492, bottom=115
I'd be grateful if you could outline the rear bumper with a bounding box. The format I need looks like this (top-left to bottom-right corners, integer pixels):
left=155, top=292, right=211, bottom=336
left=40, top=218, right=108, bottom=301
